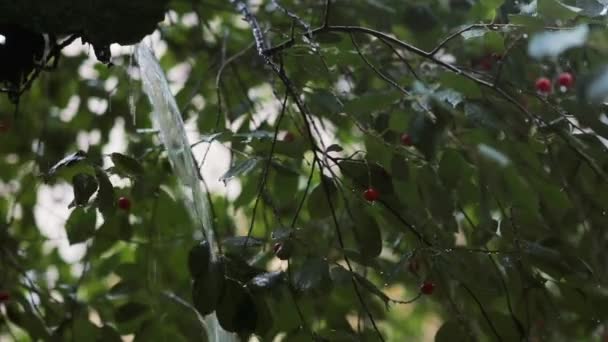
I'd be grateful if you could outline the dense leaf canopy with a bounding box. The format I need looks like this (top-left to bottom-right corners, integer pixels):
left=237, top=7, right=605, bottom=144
left=1, top=0, right=608, bottom=341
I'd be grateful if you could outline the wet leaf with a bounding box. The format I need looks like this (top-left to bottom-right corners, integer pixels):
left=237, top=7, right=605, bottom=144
left=219, top=158, right=259, bottom=183
left=65, top=207, right=97, bottom=245
left=307, top=177, right=338, bottom=220
left=435, top=321, right=470, bottom=341
left=110, top=153, right=144, bottom=177
left=350, top=204, right=382, bottom=258
left=115, top=302, right=148, bottom=323
left=46, top=150, right=89, bottom=178
left=222, top=236, right=264, bottom=249
left=71, top=173, right=98, bottom=207
left=247, top=271, right=285, bottom=291
left=216, top=279, right=257, bottom=335
left=294, top=257, right=333, bottom=296
left=188, top=241, right=211, bottom=279
left=192, top=260, right=225, bottom=316
left=95, top=167, right=115, bottom=215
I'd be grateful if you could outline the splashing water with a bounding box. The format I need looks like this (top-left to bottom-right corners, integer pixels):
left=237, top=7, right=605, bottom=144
left=135, top=43, right=236, bottom=342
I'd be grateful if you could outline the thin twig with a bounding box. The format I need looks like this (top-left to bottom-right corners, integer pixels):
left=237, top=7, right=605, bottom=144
left=243, top=93, right=290, bottom=250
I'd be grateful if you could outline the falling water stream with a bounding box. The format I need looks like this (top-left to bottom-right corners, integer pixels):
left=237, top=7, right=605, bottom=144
left=134, top=44, right=237, bottom=342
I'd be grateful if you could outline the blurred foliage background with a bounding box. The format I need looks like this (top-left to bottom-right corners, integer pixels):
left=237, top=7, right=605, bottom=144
left=1, top=0, right=608, bottom=341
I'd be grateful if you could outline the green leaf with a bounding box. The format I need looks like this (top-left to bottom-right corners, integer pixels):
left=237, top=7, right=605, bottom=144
left=222, top=236, right=264, bottom=249
left=114, top=302, right=149, bottom=323
left=46, top=150, right=88, bottom=178
left=192, top=260, right=225, bottom=316
left=71, top=316, right=101, bottom=341
left=435, top=321, right=470, bottom=341
left=438, top=149, right=468, bottom=189
left=219, top=158, right=259, bottom=183
left=247, top=271, right=285, bottom=292
left=538, top=0, right=580, bottom=21
left=92, top=215, right=132, bottom=254
left=352, top=271, right=390, bottom=307
left=438, top=73, right=481, bottom=98
left=325, top=144, right=344, bottom=153
left=478, top=144, right=510, bottom=167
left=95, top=167, right=115, bottom=215
left=409, top=106, right=450, bottom=160
left=65, top=207, right=97, bottom=245
left=350, top=204, right=382, bottom=258
left=99, top=325, right=123, bottom=342
left=479, top=312, right=522, bottom=341
left=71, top=173, right=98, bottom=207
left=307, top=178, right=338, bottom=220
left=294, top=257, right=333, bottom=296
left=5, top=301, right=50, bottom=340
left=338, top=160, right=394, bottom=195
left=221, top=254, right=264, bottom=283
left=216, top=279, right=257, bottom=335
left=188, top=241, right=211, bottom=279
left=110, top=152, right=144, bottom=177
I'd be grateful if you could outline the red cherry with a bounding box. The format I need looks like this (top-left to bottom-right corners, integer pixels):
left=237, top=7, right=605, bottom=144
left=283, top=132, right=295, bottom=142
left=117, top=196, right=131, bottom=211
left=400, top=133, right=413, bottom=146
left=0, top=291, right=9, bottom=302
left=535, top=77, right=551, bottom=93
left=273, top=242, right=291, bottom=260
left=363, top=187, right=380, bottom=202
left=557, top=72, right=574, bottom=88
left=420, top=281, right=436, bottom=295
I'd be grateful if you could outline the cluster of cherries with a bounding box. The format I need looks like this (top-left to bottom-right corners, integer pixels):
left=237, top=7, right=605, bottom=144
left=535, top=72, right=574, bottom=94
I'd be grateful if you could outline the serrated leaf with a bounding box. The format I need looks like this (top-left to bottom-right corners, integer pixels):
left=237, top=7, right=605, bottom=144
left=71, top=173, right=98, bottom=207
left=220, top=158, right=259, bottom=183
left=65, top=207, right=97, bottom=245
left=110, top=153, right=144, bottom=177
